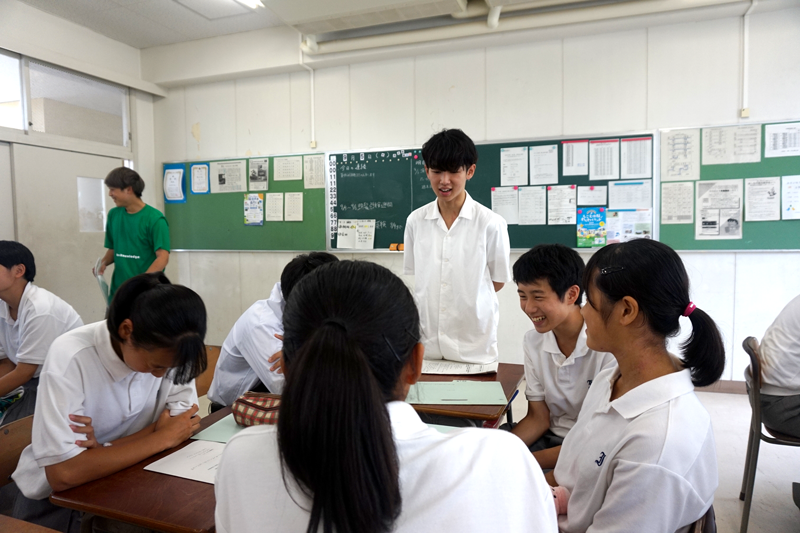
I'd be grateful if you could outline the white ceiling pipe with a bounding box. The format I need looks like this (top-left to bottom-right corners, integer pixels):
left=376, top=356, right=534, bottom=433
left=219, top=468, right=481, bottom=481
left=487, top=5, right=503, bottom=27
left=740, top=0, right=758, bottom=117
left=303, top=34, right=319, bottom=52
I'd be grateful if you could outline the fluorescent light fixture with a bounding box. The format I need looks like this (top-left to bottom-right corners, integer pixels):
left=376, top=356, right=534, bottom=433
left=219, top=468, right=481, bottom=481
left=236, top=0, right=265, bottom=8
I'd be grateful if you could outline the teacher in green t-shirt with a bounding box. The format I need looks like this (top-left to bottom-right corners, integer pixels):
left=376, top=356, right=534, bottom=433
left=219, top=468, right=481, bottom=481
left=95, top=168, right=171, bottom=299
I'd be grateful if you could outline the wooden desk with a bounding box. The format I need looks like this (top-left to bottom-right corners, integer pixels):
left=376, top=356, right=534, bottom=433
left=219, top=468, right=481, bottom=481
left=0, top=514, right=61, bottom=533
left=414, top=363, right=524, bottom=421
left=50, top=408, right=231, bottom=533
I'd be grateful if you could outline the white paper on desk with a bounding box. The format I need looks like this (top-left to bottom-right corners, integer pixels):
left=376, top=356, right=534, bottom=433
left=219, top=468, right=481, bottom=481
left=782, top=175, right=800, bottom=220
left=578, top=186, right=607, bottom=206
left=529, top=145, right=558, bottom=185
left=608, top=180, right=651, bottom=210
left=661, top=129, right=700, bottom=181
left=285, top=192, right=303, bottom=221
left=621, top=137, right=652, bottom=179
left=265, top=193, right=283, bottom=221
left=248, top=158, right=269, bottom=191
left=210, top=160, right=246, bottom=193
left=144, top=441, right=225, bottom=485
left=163, top=169, right=184, bottom=201
left=500, top=147, right=528, bottom=186
left=695, top=179, right=743, bottom=240
left=765, top=123, right=800, bottom=158
left=337, top=219, right=357, bottom=248
left=491, top=187, right=519, bottom=224
left=518, top=186, right=546, bottom=225
left=274, top=156, right=302, bottom=180
left=355, top=219, right=376, bottom=249
left=745, top=177, right=780, bottom=222
left=562, top=141, right=588, bottom=176
left=548, top=185, right=577, bottom=225
left=702, top=125, right=761, bottom=165
left=661, top=182, right=694, bottom=225
left=303, top=154, right=325, bottom=189
left=589, top=139, right=619, bottom=180
left=422, top=360, right=499, bottom=375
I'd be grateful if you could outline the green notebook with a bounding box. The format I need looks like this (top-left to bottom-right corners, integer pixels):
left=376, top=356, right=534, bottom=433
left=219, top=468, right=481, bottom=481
left=191, top=414, right=246, bottom=444
left=406, top=381, right=507, bottom=405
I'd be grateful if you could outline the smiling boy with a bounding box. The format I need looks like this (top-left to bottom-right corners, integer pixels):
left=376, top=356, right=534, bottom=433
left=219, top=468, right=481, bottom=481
left=511, top=244, right=615, bottom=468
left=403, top=129, right=511, bottom=365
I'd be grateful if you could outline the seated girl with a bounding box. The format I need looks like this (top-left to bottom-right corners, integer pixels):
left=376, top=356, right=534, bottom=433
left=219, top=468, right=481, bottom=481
left=215, top=260, right=558, bottom=533
left=551, top=239, right=723, bottom=533
left=12, top=273, right=207, bottom=532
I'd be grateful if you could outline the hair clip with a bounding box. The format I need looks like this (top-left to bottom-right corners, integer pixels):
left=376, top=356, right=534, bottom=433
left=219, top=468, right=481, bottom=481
left=600, top=266, right=625, bottom=275
left=382, top=334, right=404, bottom=363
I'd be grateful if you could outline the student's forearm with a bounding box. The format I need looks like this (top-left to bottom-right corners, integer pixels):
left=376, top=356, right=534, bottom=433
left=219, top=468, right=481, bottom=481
left=511, top=414, right=550, bottom=447
left=0, top=363, right=37, bottom=397
left=493, top=281, right=504, bottom=292
left=145, top=250, right=169, bottom=273
left=102, top=249, right=115, bottom=267
left=533, top=445, right=561, bottom=470
left=0, top=358, right=14, bottom=379
left=107, top=422, right=157, bottom=447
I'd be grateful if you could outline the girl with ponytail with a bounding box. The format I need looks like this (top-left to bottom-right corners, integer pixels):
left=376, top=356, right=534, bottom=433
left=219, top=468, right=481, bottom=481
left=551, top=239, right=723, bottom=533
left=215, top=260, right=557, bottom=533
left=12, top=273, right=207, bottom=531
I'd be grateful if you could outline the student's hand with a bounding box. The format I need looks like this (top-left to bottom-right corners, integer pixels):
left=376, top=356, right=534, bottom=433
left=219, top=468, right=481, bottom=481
left=154, top=404, right=201, bottom=449
left=69, top=414, right=100, bottom=449
left=93, top=262, right=106, bottom=276
left=268, top=350, right=284, bottom=374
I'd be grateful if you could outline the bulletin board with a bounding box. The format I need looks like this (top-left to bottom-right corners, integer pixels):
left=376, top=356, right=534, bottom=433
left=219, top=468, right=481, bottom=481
left=327, top=132, right=655, bottom=251
left=658, top=121, right=800, bottom=251
left=163, top=153, right=327, bottom=251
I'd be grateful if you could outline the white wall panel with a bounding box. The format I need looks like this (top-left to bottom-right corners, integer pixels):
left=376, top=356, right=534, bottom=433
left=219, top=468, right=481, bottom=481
left=350, top=59, right=415, bottom=149
left=239, top=252, right=294, bottom=312
left=234, top=74, right=291, bottom=157
left=184, top=81, right=236, bottom=160
left=314, top=66, right=351, bottom=152
left=0, top=143, right=13, bottom=240
left=414, top=49, right=486, bottom=145
left=153, top=88, right=187, bottom=164
left=563, top=30, right=647, bottom=135
left=290, top=72, right=312, bottom=153
left=647, top=18, right=741, bottom=129
left=188, top=252, right=242, bottom=346
left=132, top=91, right=158, bottom=209
left=165, top=250, right=192, bottom=288
left=486, top=40, right=563, bottom=141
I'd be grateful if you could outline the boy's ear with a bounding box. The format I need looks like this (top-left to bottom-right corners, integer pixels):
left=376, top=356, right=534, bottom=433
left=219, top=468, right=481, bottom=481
left=465, top=164, right=476, bottom=180
left=563, top=284, right=581, bottom=306
left=11, top=264, right=26, bottom=280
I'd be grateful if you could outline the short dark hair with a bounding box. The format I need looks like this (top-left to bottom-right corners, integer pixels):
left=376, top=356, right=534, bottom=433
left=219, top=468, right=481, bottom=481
left=280, top=252, right=339, bottom=301
left=0, top=241, right=36, bottom=282
left=107, top=273, right=207, bottom=385
left=513, top=244, right=584, bottom=305
left=104, top=167, right=145, bottom=198
left=421, top=129, right=478, bottom=173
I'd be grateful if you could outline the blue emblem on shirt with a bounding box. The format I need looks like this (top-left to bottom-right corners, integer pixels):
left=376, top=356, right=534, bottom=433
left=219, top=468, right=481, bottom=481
left=595, top=452, right=606, bottom=467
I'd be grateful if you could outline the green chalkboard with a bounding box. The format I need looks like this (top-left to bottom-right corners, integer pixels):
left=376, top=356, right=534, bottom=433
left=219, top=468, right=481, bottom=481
left=164, top=155, right=326, bottom=251
left=658, top=122, right=800, bottom=251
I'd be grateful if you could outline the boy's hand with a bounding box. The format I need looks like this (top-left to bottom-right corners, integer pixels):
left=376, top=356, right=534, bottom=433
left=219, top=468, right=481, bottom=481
left=270, top=334, right=284, bottom=374
left=154, top=404, right=201, bottom=449
left=69, top=414, right=99, bottom=449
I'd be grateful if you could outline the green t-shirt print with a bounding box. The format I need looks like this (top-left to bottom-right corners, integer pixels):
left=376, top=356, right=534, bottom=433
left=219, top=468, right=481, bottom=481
left=104, top=204, right=170, bottom=298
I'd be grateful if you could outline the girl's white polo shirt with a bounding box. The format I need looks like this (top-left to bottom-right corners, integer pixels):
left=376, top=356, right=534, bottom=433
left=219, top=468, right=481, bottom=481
left=13, top=321, right=197, bottom=499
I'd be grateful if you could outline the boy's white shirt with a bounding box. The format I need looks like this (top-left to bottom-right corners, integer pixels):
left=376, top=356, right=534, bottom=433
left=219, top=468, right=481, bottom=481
left=758, top=293, right=800, bottom=395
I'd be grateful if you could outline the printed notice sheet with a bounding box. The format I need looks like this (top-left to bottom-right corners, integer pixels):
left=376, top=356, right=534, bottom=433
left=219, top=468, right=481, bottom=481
left=529, top=145, right=559, bottom=185
left=765, top=122, right=800, bottom=158
left=210, top=160, right=247, bottom=193
left=355, top=220, right=376, bottom=250
left=519, top=186, right=547, bottom=225
left=661, top=129, right=700, bottom=181
left=248, top=158, right=269, bottom=191
left=621, top=137, right=652, bottom=179
left=303, top=154, right=325, bottom=189
left=661, top=182, right=694, bottom=224
left=695, top=179, right=743, bottom=240
left=577, top=207, right=607, bottom=248
left=606, top=209, right=652, bottom=243
left=548, top=185, right=577, bottom=225
left=144, top=441, right=226, bottom=485
left=702, top=125, right=761, bottom=165
left=589, top=139, right=619, bottom=180
left=190, top=164, right=209, bottom=194
left=491, top=186, right=519, bottom=225
left=265, top=193, right=284, bottom=221
left=163, top=168, right=184, bottom=201
left=500, top=147, right=528, bottom=186
left=421, top=360, right=499, bottom=375
left=608, top=180, right=651, bottom=210
left=745, top=177, right=780, bottom=222
left=578, top=186, right=607, bottom=206
left=273, top=156, right=302, bottom=181
left=285, top=192, right=303, bottom=221
left=783, top=175, right=800, bottom=220
left=337, top=219, right=357, bottom=248
left=244, top=193, right=263, bottom=226
left=562, top=141, right=588, bottom=176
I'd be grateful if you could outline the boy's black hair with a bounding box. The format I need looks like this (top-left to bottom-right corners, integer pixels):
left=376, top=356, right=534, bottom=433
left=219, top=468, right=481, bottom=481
left=104, top=167, right=145, bottom=198
left=0, top=241, right=36, bottom=282
left=421, top=129, right=478, bottom=173
left=280, top=252, right=339, bottom=301
left=513, top=244, right=584, bottom=306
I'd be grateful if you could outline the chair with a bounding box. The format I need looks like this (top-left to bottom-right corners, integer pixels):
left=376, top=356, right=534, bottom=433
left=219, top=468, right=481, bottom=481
left=690, top=505, right=716, bottom=533
left=0, top=415, right=33, bottom=488
left=739, top=337, right=800, bottom=533
left=195, top=345, right=221, bottom=398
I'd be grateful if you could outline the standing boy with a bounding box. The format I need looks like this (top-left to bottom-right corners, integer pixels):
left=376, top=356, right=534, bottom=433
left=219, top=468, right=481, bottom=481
left=512, top=244, right=615, bottom=468
left=96, top=168, right=170, bottom=299
left=403, top=129, right=511, bottom=365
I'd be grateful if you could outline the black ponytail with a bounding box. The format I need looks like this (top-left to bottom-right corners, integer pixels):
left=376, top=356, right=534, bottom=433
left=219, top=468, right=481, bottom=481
left=278, top=261, right=419, bottom=533
left=107, top=273, right=208, bottom=385
left=584, top=240, right=724, bottom=387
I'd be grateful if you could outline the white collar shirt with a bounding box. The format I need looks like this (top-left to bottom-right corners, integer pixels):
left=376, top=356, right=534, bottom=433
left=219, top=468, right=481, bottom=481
left=12, top=321, right=197, bottom=499
left=403, top=193, right=511, bottom=364
left=554, top=366, right=717, bottom=533
left=758, top=294, right=800, bottom=395
left=523, top=324, right=617, bottom=437
left=215, top=401, right=557, bottom=533
left=208, top=282, right=285, bottom=406
left=0, top=283, right=83, bottom=377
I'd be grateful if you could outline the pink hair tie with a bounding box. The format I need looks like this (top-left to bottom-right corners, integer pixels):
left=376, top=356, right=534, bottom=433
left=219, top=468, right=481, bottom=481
left=682, top=302, right=696, bottom=317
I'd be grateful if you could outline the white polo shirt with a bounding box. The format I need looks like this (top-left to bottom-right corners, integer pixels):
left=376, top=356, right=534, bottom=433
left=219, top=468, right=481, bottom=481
left=12, top=321, right=197, bottom=500
left=758, top=294, right=800, bottom=396
left=554, top=366, right=717, bottom=533
left=0, top=283, right=83, bottom=378
left=403, top=193, right=511, bottom=364
left=207, top=282, right=285, bottom=406
left=523, top=325, right=617, bottom=437
left=215, top=401, right=557, bottom=533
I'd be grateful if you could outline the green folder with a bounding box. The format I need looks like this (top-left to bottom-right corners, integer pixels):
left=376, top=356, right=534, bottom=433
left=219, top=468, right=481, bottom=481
left=405, top=381, right=507, bottom=405
left=191, top=414, right=246, bottom=444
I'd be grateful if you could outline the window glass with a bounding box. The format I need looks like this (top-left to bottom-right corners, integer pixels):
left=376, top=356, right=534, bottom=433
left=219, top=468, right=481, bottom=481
left=0, top=52, right=23, bottom=130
